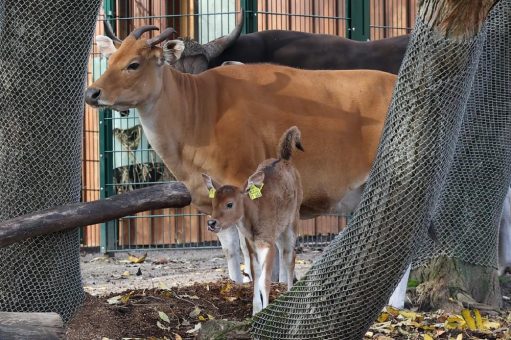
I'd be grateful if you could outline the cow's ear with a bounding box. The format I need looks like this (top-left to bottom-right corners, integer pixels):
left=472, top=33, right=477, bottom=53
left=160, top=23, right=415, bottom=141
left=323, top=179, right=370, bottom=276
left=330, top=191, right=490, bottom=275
left=162, top=40, right=185, bottom=65
left=95, top=35, right=117, bottom=58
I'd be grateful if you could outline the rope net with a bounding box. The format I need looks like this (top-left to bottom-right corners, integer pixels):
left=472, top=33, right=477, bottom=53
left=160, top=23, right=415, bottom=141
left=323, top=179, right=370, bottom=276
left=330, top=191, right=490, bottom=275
left=251, top=0, right=511, bottom=338
left=0, top=0, right=101, bottom=322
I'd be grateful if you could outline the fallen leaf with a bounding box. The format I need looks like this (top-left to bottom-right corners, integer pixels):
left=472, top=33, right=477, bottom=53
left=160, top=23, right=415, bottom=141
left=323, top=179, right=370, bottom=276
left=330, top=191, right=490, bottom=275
left=445, top=315, right=466, bottom=330
left=473, top=309, right=484, bottom=330
left=189, top=306, right=201, bottom=318
left=207, top=314, right=215, bottom=320
left=120, top=291, right=134, bottom=304
left=364, top=331, right=374, bottom=337
left=174, top=333, right=183, bottom=340
left=159, top=311, right=170, bottom=323
left=225, top=296, right=237, bottom=302
left=461, top=309, right=476, bottom=331
left=456, top=334, right=463, bottom=340
left=385, top=306, right=400, bottom=317
left=158, top=282, right=170, bottom=290
left=157, top=321, right=170, bottom=331
left=220, top=282, right=234, bottom=295
left=483, top=320, right=501, bottom=329
left=377, top=312, right=389, bottom=323
left=128, top=252, right=147, bottom=264
left=185, top=323, right=202, bottom=334
left=423, top=334, right=433, bottom=340
left=399, top=310, right=418, bottom=321
left=122, top=271, right=130, bottom=278
left=198, top=315, right=206, bottom=321
left=107, top=295, right=122, bottom=305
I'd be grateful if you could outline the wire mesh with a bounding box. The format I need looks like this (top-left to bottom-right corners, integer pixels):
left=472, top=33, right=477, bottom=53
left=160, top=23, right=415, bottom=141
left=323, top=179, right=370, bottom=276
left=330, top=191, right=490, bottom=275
left=0, top=0, right=101, bottom=322
left=250, top=0, right=511, bottom=338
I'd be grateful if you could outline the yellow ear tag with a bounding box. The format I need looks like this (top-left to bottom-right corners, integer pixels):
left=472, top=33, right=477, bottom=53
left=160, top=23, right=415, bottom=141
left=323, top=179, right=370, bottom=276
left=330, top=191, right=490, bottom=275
left=248, top=183, right=264, bottom=200
left=208, top=188, right=216, bottom=199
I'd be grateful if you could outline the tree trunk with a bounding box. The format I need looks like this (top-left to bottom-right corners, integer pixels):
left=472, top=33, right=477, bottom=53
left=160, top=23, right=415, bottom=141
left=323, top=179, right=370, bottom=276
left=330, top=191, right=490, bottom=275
left=411, top=256, right=501, bottom=313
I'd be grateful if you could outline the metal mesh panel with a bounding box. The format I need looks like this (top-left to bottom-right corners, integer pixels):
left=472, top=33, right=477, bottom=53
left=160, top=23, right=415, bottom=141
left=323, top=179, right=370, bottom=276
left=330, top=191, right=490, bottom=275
left=251, top=0, right=510, bottom=338
left=413, top=2, right=511, bottom=269
left=0, top=0, right=101, bottom=322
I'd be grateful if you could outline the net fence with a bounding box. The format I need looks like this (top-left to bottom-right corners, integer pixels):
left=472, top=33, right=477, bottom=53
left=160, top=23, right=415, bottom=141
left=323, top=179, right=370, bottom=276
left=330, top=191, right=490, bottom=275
left=0, top=0, right=101, bottom=322
left=251, top=0, right=511, bottom=338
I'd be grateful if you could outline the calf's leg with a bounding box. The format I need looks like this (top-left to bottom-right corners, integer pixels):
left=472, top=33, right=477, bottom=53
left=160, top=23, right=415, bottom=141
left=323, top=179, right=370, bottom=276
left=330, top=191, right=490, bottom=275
left=277, top=224, right=297, bottom=289
left=253, top=242, right=276, bottom=315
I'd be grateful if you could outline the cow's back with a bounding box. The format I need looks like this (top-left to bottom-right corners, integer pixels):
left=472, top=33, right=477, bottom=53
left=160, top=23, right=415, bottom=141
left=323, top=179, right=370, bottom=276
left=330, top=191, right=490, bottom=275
left=209, top=31, right=409, bottom=74
left=196, top=64, right=396, bottom=217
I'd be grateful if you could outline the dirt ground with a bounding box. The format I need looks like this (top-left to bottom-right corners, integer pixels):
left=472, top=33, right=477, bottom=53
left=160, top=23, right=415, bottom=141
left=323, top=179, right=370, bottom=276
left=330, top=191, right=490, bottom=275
left=79, top=248, right=318, bottom=297
left=67, top=248, right=511, bottom=339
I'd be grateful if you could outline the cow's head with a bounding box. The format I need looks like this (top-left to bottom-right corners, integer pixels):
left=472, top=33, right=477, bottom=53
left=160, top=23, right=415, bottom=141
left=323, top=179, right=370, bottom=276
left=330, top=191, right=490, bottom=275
left=85, top=26, right=182, bottom=112
left=101, top=10, right=243, bottom=75
left=202, top=171, right=264, bottom=233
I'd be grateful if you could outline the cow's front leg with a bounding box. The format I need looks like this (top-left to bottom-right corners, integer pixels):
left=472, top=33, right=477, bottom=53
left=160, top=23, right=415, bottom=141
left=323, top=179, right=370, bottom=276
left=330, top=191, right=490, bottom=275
left=388, top=263, right=411, bottom=309
left=237, top=228, right=252, bottom=282
left=217, top=227, right=243, bottom=283
left=253, top=241, right=276, bottom=314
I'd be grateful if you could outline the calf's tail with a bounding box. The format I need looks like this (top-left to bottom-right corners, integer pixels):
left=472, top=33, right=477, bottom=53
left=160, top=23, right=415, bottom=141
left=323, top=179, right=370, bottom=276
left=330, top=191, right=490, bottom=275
left=278, top=126, right=304, bottom=161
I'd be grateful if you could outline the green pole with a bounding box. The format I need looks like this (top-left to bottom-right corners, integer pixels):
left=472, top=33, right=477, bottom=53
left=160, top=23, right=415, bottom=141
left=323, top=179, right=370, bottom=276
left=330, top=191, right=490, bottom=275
left=346, top=0, right=370, bottom=41
left=240, top=0, right=258, bottom=34
left=99, top=0, right=116, bottom=254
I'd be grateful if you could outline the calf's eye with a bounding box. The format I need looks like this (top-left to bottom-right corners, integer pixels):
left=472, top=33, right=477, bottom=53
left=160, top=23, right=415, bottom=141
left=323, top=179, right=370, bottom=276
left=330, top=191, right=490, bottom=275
left=226, top=202, right=233, bottom=209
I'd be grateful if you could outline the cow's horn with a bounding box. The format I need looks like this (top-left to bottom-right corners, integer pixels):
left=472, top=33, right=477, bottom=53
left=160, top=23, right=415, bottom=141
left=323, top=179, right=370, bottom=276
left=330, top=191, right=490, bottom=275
left=203, top=9, right=244, bottom=60
left=146, top=28, right=177, bottom=47
left=103, top=20, right=123, bottom=43
left=132, top=25, right=159, bottom=39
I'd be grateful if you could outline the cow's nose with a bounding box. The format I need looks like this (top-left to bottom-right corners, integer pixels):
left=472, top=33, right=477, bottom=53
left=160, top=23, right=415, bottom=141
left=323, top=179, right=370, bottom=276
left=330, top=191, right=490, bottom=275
left=207, top=219, right=218, bottom=231
left=85, top=87, right=101, bottom=106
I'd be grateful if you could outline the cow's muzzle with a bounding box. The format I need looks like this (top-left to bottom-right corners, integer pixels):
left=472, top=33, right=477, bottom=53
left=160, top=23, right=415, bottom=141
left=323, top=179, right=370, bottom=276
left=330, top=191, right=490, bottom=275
left=85, top=87, right=101, bottom=107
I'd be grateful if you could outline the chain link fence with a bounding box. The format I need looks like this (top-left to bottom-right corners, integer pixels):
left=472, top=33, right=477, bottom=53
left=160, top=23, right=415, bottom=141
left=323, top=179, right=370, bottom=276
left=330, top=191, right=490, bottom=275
left=0, top=0, right=101, bottom=322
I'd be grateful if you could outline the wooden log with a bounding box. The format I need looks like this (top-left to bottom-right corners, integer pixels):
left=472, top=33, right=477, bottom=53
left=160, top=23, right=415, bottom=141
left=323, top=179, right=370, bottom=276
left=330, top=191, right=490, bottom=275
left=0, top=182, right=191, bottom=248
left=0, top=312, right=64, bottom=340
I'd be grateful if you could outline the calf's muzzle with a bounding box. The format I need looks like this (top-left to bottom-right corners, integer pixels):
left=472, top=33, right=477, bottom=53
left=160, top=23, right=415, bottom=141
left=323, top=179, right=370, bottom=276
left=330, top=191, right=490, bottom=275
left=207, top=219, right=219, bottom=232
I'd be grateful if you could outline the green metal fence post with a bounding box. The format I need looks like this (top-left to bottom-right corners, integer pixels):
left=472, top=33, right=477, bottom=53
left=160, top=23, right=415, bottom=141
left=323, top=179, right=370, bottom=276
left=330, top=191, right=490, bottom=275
left=99, top=108, right=117, bottom=254
left=98, top=0, right=118, bottom=254
left=240, top=0, right=258, bottom=33
left=346, top=0, right=370, bottom=41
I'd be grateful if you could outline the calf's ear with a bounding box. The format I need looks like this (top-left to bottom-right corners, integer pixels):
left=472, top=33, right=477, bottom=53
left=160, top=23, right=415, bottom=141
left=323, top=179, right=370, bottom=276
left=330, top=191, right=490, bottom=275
left=202, top=173, right=221, bottom=191
left=245, top=171, right=265, bottom=192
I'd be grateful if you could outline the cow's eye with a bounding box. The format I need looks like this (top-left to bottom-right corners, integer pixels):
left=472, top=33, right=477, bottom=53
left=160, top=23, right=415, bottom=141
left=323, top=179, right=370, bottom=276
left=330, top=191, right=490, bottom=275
left=226, top=202, right=233, bottom=209
left=127, top=62, right=140, bottom=70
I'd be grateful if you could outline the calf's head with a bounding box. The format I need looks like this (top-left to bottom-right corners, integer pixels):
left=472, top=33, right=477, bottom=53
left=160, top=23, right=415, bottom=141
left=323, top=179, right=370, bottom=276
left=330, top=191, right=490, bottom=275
left=85, top=26, right=186, bottom=112
left=202, top=171, right=265, bottom=233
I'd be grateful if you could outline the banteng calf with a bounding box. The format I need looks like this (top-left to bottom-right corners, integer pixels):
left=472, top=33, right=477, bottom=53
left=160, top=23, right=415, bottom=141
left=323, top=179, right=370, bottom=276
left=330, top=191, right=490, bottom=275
left=202, top=126, right=303, bottom=314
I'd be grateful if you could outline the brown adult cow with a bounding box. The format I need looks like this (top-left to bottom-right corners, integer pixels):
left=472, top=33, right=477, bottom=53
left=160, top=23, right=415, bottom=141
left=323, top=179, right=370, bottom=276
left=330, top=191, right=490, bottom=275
left=86, top=27, right=396, bottom=284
